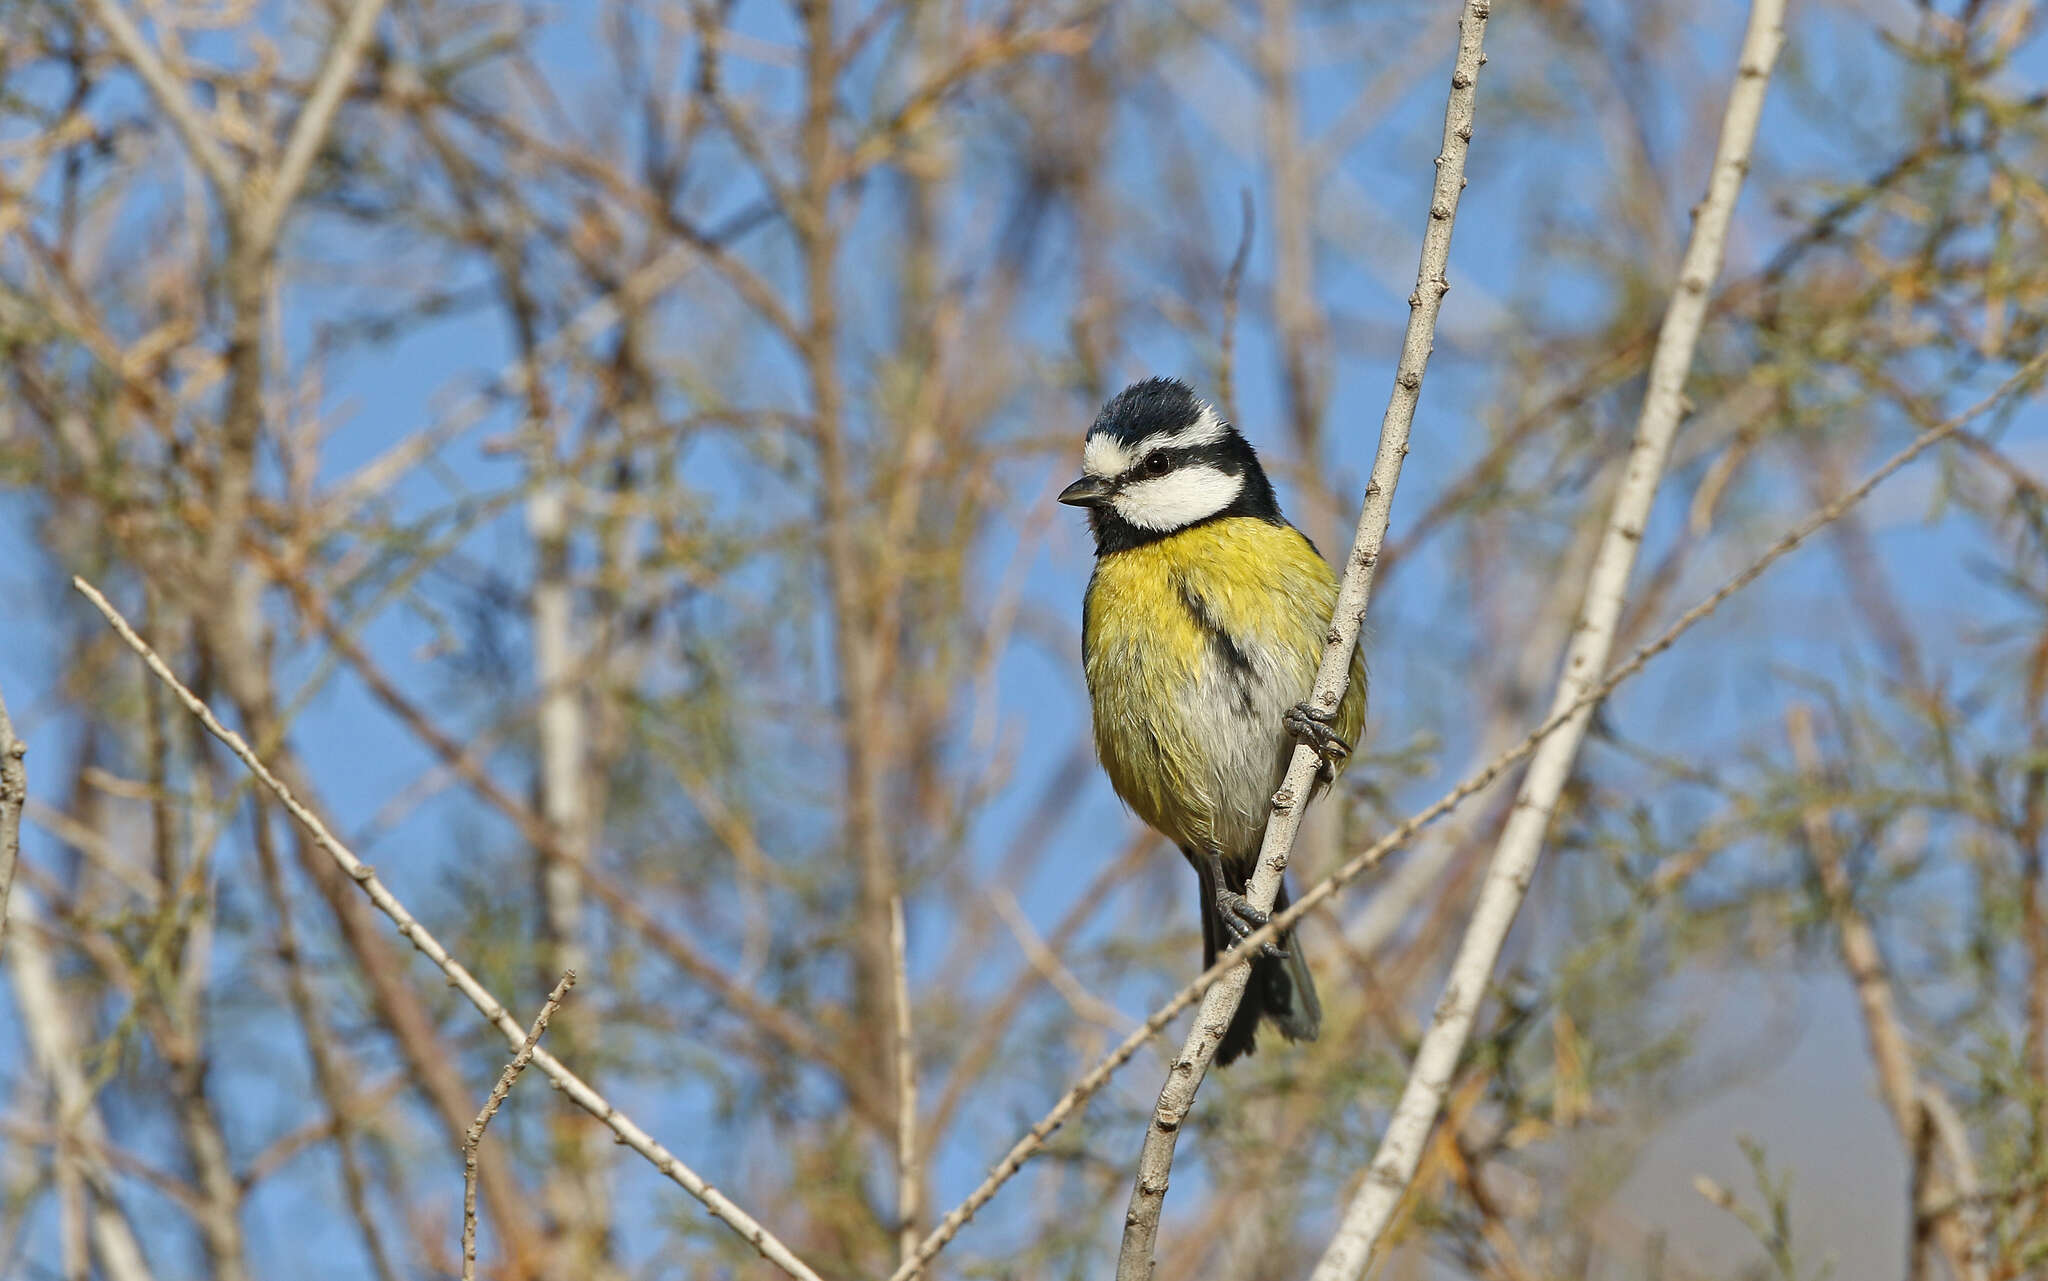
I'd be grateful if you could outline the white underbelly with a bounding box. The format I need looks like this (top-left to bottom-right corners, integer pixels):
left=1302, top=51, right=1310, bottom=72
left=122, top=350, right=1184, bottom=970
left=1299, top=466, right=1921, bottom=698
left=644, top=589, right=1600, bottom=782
left=1177, top=644, right=1302, bottom=857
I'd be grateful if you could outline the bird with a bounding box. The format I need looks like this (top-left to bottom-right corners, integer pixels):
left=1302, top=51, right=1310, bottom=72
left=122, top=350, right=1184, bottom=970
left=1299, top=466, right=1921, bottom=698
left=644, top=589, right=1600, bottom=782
left=1060, top=376, right=1366, bottom=1066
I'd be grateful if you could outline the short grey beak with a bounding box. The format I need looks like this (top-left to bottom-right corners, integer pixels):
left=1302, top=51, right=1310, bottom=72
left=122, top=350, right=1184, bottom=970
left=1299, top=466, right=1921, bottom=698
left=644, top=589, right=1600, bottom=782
left=1058, top=476, right=1114, bottom=508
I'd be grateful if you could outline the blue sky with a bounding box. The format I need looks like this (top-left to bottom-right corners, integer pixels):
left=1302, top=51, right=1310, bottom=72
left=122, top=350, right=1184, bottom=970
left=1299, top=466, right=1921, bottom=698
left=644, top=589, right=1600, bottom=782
left=5, top=0, right=2047, bottom=1277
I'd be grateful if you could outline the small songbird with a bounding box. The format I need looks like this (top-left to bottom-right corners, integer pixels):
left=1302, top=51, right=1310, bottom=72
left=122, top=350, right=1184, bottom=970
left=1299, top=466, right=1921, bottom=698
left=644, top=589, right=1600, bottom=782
left=1061, top=377, right=1366, bottom=1065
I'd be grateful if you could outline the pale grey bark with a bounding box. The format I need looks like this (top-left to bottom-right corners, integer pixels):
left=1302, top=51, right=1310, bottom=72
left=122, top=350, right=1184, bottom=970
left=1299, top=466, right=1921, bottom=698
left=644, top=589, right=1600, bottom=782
left=464, top=974, right=575, bottom=1281
left=891, top=896, right=924, bottom=1273
left=74, top=578, right=827, bottom=1281
left=6, top=892, right=158, bottom=1281
left=0, top=687, right=22, bottom=966
left=896, top=346, right=2045, bottom=1281
left=1115, top=4, right=1495, bottom=1275
left=1311, top=5, right=1788, bottom=1273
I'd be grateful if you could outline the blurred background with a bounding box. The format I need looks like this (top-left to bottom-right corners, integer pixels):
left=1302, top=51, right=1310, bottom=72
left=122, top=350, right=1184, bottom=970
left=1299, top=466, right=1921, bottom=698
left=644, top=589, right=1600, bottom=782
left=1, top=0, right=2046, bottom=1277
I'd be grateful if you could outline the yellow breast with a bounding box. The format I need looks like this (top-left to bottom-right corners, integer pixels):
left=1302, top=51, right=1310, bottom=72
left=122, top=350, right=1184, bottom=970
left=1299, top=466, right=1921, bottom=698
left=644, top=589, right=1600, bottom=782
left=1082, top=517, right=1367, bottom=854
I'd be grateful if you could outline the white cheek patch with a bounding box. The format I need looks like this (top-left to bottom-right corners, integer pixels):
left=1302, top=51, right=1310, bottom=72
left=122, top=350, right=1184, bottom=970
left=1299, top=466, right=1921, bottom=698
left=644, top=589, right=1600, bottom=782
left=1113, top=464, right=1244, bottom=532
left=1082, top=433, right=1131, bottom=478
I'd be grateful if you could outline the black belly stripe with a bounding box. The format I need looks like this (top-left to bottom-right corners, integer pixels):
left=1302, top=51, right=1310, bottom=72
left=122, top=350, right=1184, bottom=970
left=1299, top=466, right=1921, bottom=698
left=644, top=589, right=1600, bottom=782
left=1173, top=574, right=1259, bottom=715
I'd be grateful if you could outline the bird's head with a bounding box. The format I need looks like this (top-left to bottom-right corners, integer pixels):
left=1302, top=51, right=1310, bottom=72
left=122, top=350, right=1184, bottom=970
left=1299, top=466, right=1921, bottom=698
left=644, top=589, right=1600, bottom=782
left=1059, top=378, right=1280, bottom=551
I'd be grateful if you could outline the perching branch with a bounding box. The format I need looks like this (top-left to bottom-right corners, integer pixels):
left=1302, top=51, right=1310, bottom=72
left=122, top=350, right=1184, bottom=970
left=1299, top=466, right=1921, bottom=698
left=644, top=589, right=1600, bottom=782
left=463, top=973, right=576, bottom=1281
left=899, top=332, right=2043, bottom=1281
left=1116, top=2, right=1493, bottom=1275
left=1311, top=2, right=1787, bottom=1275
left=71, top=579, right=828, bottom=1281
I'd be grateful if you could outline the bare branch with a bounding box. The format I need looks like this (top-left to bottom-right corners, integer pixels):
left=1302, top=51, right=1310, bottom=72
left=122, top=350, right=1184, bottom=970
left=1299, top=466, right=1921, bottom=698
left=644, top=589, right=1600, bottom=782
left=894, top=325, right=2048, bottom=1281
left=0, top=687, right=23, bottom=966
left=1311, top=2, right=1786, bottom=1274
left=989, top=887, right=1136, bottom=1036
left=71, top=579, right=828, bottom=1281
left=464, top=973, right=576, bottom=1281
left=1918, top=1089, right=1991, bottom=1281
left=248, top=802, right=399, bottom=1281
left=1117, top=2, right=1494, bottom=1274
left=247, top=0, right=395, bottom=253
left=1788, top=705, right=1983, bottom=1281
left=77, top=0, right=239, bottom=202
left=1216, top=187, right=1255, bottom=432
left=5, top=894, right=158, bottom=1281
left=890, top=897, right=922, bottom=1273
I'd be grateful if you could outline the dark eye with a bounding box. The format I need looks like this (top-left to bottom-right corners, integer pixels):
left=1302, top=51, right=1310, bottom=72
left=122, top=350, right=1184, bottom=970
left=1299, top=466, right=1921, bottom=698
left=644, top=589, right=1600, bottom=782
left=1143, top=453, right=1171, bottom=477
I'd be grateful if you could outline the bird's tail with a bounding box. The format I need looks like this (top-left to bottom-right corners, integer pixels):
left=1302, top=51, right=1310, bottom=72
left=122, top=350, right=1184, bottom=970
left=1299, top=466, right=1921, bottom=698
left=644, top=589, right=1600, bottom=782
left=1192, top=856, right=1321, bottom=1067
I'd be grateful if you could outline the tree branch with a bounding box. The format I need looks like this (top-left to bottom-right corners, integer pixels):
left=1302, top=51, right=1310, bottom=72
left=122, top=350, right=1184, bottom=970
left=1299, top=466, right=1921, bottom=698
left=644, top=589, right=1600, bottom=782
left=0, top=686, right=24, bottom=966
left=248, top=799, right=400, bottom=1281
left=71, top=579, right=828, bottom=1281
left=895, top=341, right=2043, bottom=1279
left=78, top=0, right=239, bottom=203
left=890, top=896, right=923, bottom=1273
left=1116, top=2, right=1494, bottom=1274
left=1310, top=3, right=1786, bottom=1274
left=464, top=973, right=575, bottom=1281
left=5, top=892, right=158, bottom=1281
left=1788, top=705, right=1984, bottom=1281
left=246, top=0, right=394, bottom=254
left=1917, top=1088, right=1991, bottom=1281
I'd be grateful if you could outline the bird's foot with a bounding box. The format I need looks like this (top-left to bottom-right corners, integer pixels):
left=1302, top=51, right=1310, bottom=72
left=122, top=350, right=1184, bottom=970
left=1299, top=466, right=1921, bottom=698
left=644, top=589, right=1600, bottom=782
left=1285, top=701, right=1351, bottom=769
left=1215, top=888, right=1288, bottom=961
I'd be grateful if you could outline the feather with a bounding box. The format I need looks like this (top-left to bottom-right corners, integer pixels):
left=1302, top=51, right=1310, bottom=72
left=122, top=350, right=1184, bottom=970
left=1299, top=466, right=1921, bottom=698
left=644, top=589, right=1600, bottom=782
left=1081, top=514, right=1365, bottom=1061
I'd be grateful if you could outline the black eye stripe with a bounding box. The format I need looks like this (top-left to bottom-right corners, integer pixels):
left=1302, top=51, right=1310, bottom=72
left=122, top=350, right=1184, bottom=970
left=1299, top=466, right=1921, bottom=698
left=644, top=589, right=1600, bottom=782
left=1130, top=443, right=1227, bottom=476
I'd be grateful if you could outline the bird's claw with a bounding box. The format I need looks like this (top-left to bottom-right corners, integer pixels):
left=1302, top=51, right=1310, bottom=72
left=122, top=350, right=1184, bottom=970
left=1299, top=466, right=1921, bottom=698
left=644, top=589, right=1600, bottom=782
left=1285, top=701, right=1351, bottom=767
left=1215, top=889, right=1288, bottom=961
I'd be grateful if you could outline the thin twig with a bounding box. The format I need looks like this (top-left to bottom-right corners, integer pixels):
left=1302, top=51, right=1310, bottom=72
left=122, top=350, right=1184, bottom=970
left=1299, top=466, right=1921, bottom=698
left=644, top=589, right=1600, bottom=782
left=989, top=887, right=1135, bottom=1035
left=1692, top=1173, right=1795, bottom=1277
left=1786, top=707, right=1920, bottom=1127
left=248, top=800, right=399, bottom=1281
left=71, top=578, right=828, bottom=1281
left=1788, top=705, right=1985, bottom=1281
left=1918, top=1089, right=1991, bottom=1281
left=890, top=897, right=922, bottom=1273
left=247, top=0, right=393, bottom=254
left=893, top=326, right=2048, bottom=1281
left=78, top=0, right=239, bottom=201
left=463, top=973, right=575, bottom=1281
left=5, top=893, right=157, bottom=1281
left=1217, top=187, right=1255, bottom=432
left=1116, top=2, right=1493, bottom=1275
left=1312, top=2, right=1786, bottom=1274
left=277, top=570, right=892, bottom=1126
left=0, top=686, right=24, bottom=966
